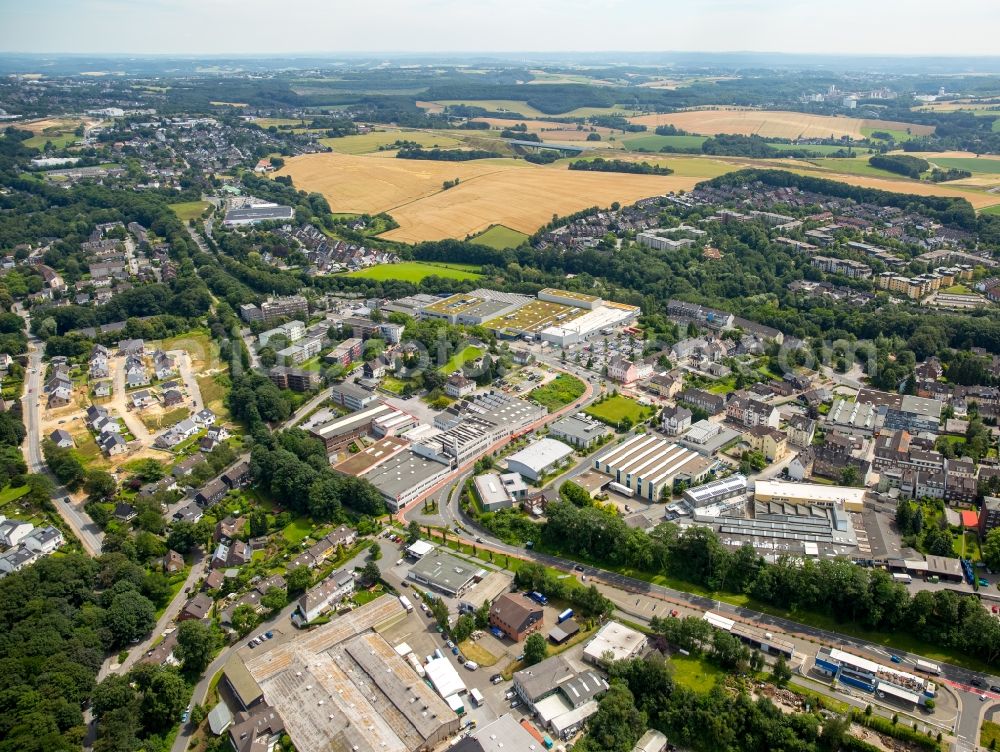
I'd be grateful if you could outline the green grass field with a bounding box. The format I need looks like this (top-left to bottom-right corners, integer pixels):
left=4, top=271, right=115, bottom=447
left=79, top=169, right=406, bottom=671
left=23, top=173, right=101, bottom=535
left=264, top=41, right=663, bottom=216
left=585, top=395, right=653, bottom=426
left=529, top=373, right=586, bottom=412
left=438, top=345, right=483, bottom=374
left=770, top=142, right=869, bottom=156
left=807, top=156, right=921, bottom=179
left=282, top=517, right=314, bottom=544
left=24, top=132, right=78, bottom=149
left=168, top=201, right=211, bottom=221
left=982, top=204, right=1000, bottom=216
left=344, top=261, right=482, bottom=283
left=320, top=129, right=463, bottom=155
left=929, top=157, right=1000, bottom=174
left=669, top=654, right=725, bottom=692
left=861, top=126, right=919, bottom=141
left=982, top=720, right=1000, bottom=749
left=472, top=225, right=530, bottom=249
left=623, top=134, right=707, bottom=152
left=0, top=485, right=28, bottom=507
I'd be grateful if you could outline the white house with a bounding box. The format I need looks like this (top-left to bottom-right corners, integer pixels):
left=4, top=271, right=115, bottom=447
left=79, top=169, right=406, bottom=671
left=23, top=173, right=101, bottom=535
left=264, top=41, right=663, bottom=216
left=0, top=517, right=34, bottom=547
left=22, top=526, right=64, bottom=555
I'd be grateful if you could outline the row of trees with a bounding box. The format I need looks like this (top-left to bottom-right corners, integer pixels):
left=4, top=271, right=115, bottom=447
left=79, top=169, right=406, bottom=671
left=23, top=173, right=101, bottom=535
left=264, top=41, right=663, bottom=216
left=541, top=500, right=1000, bottom=665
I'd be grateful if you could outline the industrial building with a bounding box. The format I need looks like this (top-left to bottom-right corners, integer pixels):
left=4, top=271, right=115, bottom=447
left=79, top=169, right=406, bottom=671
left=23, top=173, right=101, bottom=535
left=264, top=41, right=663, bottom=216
left=452, top=714, right=547, bottom=752
left=548, top=412, right=613, bottom=449
left=582, top=621, right=647, bottom=665
left=406, top=549, right=481, bottom=597
left=237, top=596, right=458, bottom=752
left=814, top=647, right=933, bottom=707
left=513, top=656, right=608, bottom=740
left=489, top=592, right=544, bottom=642
left=593, top=434, right=714, bottom=501
left=419, top=289, right=530, bottom=325
left=473, top=472, right=528, bottom=512
left=703, top=611, right=795, bottom=659
left=505, top=437, right=575, bottom=482
left=683, top=474, right=748, bottom=509
left=753, top=480, right=867, bottom=513
left=856, top=389, right=943, bottom=435
left=364, top=450, right=453, bottom=512
left=223, top=203, right=294, bottom=226
left=306, top=403, right=401, bottom=454
left=716, top=500, right=858, bottom=556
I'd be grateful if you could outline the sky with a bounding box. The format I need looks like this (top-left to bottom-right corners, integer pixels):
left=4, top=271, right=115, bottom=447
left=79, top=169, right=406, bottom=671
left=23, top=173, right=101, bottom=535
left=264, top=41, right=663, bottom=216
left=2, top=0, right=1000, bottom=57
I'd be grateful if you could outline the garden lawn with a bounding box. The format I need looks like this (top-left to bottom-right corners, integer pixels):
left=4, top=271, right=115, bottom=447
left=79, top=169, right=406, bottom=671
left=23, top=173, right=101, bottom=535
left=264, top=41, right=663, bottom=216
left=0, top=484, right=28, bottom=507
left=669, top=654, right=726, bottom=692
left=282, top=517, right=314, bottom=544
left=344, top=261, right=481, bottom=282
left=438, top=345, right=483, bottom=374
left=982, top=720, right=1000, bottom=749
left=528, top=373, right=586, bottom=411
left=585, top=395, right=653, bottom=426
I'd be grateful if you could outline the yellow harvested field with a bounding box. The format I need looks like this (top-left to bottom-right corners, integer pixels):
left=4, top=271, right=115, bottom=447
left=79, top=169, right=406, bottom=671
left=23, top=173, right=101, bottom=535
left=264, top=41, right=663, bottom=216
left=628, top=110, right=934, bottom=140
left=277, top=152, right=530, bottom=215
left=415, top=101, right=445, bottom=114
left=379, top=167, right=704, bottom=242
left=278, top=151, right=706, bottom=243
left=788, top=164, right=1000, bottom=209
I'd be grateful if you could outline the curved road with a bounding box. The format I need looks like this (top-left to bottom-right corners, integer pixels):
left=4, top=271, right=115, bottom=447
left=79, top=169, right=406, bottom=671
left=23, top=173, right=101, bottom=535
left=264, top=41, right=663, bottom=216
left=402, top=448, right=997, bottom=751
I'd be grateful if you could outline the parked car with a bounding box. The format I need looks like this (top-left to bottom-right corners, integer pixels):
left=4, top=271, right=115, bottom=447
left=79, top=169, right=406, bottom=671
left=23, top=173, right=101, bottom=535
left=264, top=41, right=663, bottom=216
left=490, top=674, right=503, bottom=684
left=890, top=655, right=902, bottom=664
left=464, top=661, right=479, bottom=671
left=510, top=699, right=521, bottom=709
left=991, top=685, right=1000, bottom=693
left=446, top=640, right=455, bottom=649
left=972, top=678, right=985, bottom=688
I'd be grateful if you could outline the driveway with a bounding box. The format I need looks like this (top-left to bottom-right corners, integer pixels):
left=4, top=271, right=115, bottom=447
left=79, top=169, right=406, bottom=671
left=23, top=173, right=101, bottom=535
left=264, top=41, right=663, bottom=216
left=109, top=355, right=155, bottom=445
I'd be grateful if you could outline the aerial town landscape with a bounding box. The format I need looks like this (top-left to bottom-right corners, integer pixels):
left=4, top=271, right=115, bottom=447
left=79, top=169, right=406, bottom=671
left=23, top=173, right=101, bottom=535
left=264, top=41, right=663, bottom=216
left=5, top=4, right=1000, bottom=752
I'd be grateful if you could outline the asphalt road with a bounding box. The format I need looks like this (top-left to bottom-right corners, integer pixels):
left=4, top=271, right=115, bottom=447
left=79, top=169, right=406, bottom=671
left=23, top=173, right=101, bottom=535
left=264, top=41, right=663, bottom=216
left=405, top=466, right=1000, bottom=749
left=19, top=323, right=104, bottom=555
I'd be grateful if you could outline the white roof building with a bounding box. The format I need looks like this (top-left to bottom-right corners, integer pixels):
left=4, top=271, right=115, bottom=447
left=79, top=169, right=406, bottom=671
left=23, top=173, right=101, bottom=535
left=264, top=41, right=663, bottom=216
left=505, top=438, right=574, bottom=482
left=583, top=621, right=647, bottom=664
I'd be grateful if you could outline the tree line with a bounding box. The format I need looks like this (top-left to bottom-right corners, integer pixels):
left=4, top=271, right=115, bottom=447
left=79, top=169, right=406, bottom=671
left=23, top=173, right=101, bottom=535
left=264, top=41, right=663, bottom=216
left=541, top=500, right=1000, bottom=666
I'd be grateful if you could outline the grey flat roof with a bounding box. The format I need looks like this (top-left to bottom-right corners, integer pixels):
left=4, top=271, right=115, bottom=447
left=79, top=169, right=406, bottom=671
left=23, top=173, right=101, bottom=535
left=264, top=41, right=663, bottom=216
left=408, top=549, right=478, bottom=594
left=365, top=450, right=449, bottom=499
left=224, top=205, right=294, bottom=222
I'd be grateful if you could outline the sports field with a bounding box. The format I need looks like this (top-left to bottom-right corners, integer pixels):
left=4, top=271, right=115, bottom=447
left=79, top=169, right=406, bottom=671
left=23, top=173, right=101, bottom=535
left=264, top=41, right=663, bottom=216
left=627, top=109, right=933, bottom=140
left=472, top=225, right=530, bottom=249
left=343, top=261, right=482, bottom=282
left=278, top=152, right=707, bottom=243
left=321, top=129, right=463, bottom=155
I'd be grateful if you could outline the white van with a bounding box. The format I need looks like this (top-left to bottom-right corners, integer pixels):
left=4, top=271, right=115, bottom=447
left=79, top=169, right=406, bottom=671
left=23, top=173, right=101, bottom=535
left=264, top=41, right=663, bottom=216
left=464, top=660, right=479, bottom=671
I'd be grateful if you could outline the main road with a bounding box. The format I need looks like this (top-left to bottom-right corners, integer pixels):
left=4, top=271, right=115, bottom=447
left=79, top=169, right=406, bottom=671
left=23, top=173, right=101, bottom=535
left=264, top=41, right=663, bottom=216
left=18, top=314, right=104, bottom=556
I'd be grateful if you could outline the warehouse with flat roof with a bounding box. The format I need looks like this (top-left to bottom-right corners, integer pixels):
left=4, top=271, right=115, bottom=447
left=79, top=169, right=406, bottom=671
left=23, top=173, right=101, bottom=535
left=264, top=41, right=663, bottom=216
left=240, top=595, right=456, bottom=752
left=753, top=480, right=867, bottom=513
left=407, top=549, right=480, bottom=596
left=594, top=434, right=714, bottom=501
left=505, top=437, right=575, bottom=482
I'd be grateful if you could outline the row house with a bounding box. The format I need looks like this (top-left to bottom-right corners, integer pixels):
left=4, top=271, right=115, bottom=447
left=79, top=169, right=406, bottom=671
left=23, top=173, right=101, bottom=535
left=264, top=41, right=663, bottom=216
left=726, top=393, right=780, bottom=429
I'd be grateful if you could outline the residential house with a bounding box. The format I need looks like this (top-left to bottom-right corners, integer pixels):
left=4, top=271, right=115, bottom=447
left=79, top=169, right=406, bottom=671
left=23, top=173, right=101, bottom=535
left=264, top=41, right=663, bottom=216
left=101, top=433, right=127, bottom=456
left=130, top=389, right=154, bottom=409
left=0, top=546, right=39, bottom=574
left=221, top=460, right=252, bottom=490
left=786, top=414, right=816, bottom=447
left=490, top=593, right=544, bottom=642
left=114, top=502, right=137, bottom=522
left=179, top=592, right=214, bottom=621
left=22, top=526, right=64, bottom=555
left=746, top=426, right=789, bottom=462
left=215, top=515, right=246, bottom=542
left=194, top=409, right=216, bottom=426
left=677, top=388, right=726, bottom=416
left=48, top=429, right=74, bottom=448
left=726, top=393, right=780, bottom=429
left=295, top=569, right=355, bottom=624
left=162, top=388, right=184, bottom=406
left=212, top=540, right=252, bottom=569
left=445, top=374, right=476, bottom=399
left=195, top=478, right=229, bottom=507
left=648, top=372, right=683, bottom=399
left=661, top=405, right=693, bottom=436
left=93, top=380, right=112, bottom=398
left=0, top=517, right=34, bottom=547
left=153, top=350, right=176, bottom=380
left=607, top=356, right=653, bottom=386
left=163, top=550, right=184, bottom=573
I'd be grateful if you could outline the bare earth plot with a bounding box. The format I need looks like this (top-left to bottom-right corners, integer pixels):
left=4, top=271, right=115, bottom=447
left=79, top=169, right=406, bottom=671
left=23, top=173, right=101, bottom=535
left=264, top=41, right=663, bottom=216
left=628, top=110, right=933, bottom=140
